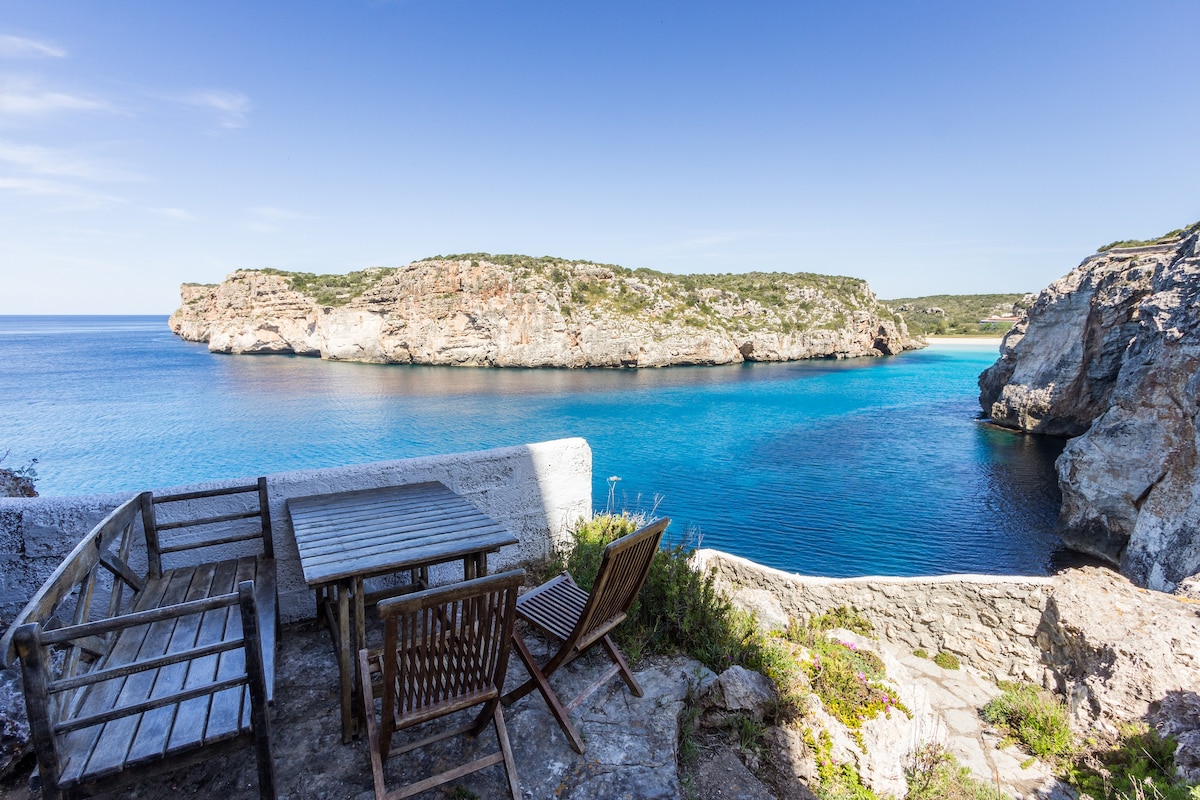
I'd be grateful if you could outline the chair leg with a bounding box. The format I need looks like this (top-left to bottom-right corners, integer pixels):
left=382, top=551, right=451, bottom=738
left=500, top=631, right=542, bottom=705
left=601, top=635, right=644, bottom=697
left=467, top=698, right=498, bottom=737
left=492, top=705, right=523, bottom=800
left=505, top=630, right=585, bottom=753
left=358, top=651, right=388, bottom=800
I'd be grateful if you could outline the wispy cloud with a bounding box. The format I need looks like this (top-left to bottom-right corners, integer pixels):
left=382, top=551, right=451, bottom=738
left=179, top=89, right=251, bottom=129
left=0, top=76, right=110, bottom=116
left=0, top=140, right=137, bottom=181
left=650, top=230, right=751, bottom=256
left=0, top=176, right=120, bottom=208
left=244, top=206, right=304, bottom=233
left=149, top=207, right=197, bottom=222
left=0, top=34, right=66, bottom=59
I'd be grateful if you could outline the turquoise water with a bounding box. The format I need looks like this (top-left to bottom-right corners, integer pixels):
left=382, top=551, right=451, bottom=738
left=0, top=316, right=1064, bottom=577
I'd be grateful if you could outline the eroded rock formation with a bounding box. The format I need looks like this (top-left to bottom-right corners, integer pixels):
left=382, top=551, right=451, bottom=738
left=170, top=257, right=920, bottom=367
left=978, top=225, right=1200, bottom=589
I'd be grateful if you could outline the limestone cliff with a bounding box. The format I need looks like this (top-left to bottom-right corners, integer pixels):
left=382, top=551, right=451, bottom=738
left=978, top=224, right=1200, bottom=590
left=169, top=256, right=920, bottom=368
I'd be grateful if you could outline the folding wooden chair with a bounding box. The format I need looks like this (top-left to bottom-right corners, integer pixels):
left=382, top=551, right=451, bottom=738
left=357, top=569, right=524, bottom=800
left=501, top=517, right=669, bottom=753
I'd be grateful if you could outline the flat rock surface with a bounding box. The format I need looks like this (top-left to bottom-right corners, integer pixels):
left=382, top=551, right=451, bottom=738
left=893, top=652, right=1071, bottom=800
left=0, top=620, right=707, bottom=800
left=691, top=745, right=775, bottom=800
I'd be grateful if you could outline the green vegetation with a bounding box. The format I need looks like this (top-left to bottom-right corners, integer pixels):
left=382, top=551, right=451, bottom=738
left=1068, top=724, right=1200, bottom=800
left=805, top=736, right=1005, bottom=800
left=982, top=682, right=1073, bottom=761
left=549, top=514, right=804, bottom=712
left=932, top=651, right=960, bottom=670
left=906, top=743, right=1004, bottom=800
left=787, top=623, right=909, bottom=747
left=414, top=254, right=871, bottom=330
left=257, top=266, right=395, bottom=306
left=980, top=684, right=1200, bottom=797
left=424, top=252, right=629, bottom=275
left=912, top=648, right=929, bottom=659
left=692, top=271, right=868, bottom=309
left=882, top=293, right=1031, bottom=337
left=1098, top=221, right=1198, bottom=252
left=809, top=605, right=874, bottom=636
left=808, top=729, right=878, bottom=800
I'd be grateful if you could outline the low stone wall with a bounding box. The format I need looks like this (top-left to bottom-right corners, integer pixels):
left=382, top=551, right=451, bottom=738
left=0, top=438, right=592, bottom=626
left=694, top=550, right=1053, bottom=682
left=695, top=550, right=1200, bottom=733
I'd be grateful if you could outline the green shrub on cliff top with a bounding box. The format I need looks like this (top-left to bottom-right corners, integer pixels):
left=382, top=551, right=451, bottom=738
left=1097, top=221, right=1199, bottom=252
left=252, top=255, right=887, bottom=337
left=259, top=266, right=393, bottom=306
left=882, top=293, right=1029, bottom=336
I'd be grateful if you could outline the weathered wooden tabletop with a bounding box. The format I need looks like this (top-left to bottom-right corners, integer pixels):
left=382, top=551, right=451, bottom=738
left=287, top=481, right=518, bottom=588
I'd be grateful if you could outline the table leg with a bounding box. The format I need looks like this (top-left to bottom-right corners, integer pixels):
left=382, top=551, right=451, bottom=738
left=352, top=575, right=366, bottom=735
left=337, top=580, right=354, bottom=742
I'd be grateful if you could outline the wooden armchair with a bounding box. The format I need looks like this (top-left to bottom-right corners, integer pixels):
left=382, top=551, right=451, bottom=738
left=357, top=569, right=525, bottom=800
left=501, top=517, right=669, bottom=753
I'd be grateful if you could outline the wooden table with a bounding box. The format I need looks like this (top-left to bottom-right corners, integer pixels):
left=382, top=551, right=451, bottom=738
left=286, top=481, right=518, bottom=741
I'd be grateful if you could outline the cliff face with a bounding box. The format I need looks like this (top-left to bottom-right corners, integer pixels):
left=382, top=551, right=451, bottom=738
left=978, top=226, right=1200, bottom=590
left=170, top=257, right=920, bottom=367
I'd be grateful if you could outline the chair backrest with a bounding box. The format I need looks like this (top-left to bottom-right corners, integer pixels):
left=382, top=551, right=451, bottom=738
left=375, top=569, right=524, bottom=748
left=572, top=517, right=669, bottom=651
left=142, top=478, right=274, bottom=578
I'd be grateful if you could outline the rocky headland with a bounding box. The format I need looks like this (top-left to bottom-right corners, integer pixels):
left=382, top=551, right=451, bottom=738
left=978, top=222, right=1200, bottom=591
left=169, top=255, right=921, bottom=367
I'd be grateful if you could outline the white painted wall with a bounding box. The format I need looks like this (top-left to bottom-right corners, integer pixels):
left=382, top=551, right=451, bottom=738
left=0, top=438, right=593, bottom=626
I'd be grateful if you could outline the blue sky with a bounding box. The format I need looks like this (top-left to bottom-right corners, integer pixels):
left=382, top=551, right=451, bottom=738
left=2, top=1, right=1197, bottom=314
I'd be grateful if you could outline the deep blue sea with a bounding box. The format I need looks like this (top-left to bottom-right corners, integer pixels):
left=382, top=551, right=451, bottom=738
left=0, top=316, right=1065, bottom=578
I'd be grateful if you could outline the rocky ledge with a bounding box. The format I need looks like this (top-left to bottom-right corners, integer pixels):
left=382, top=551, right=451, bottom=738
left=978, top=223, right=1200, bottom=590
left=169, top=255, right=920, bottom=367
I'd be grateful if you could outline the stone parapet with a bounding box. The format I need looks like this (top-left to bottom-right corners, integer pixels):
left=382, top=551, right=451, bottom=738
left=0, top=438, right=592, bottom=626
left=694, top=549, right=1051, bottom=681
left=695, top=550, right=1200, bottom=732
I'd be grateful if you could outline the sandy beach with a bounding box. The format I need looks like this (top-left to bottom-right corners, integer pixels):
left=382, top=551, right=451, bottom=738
left=923, top=336, right=1004, bottom=347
